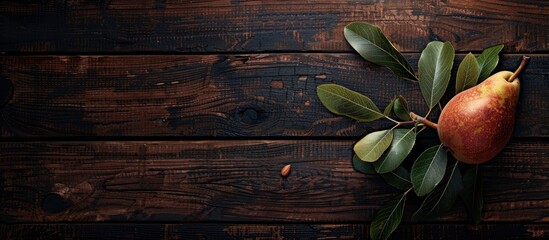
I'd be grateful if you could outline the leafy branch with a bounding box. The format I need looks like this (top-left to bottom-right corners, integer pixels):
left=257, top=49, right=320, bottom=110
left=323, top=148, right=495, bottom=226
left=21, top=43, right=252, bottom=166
left=318, top=22, right=504, bottom=240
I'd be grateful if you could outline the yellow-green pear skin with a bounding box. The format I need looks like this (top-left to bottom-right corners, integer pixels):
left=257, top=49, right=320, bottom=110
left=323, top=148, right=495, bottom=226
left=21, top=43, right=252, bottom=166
left=437, top=71, right=520, bottom=164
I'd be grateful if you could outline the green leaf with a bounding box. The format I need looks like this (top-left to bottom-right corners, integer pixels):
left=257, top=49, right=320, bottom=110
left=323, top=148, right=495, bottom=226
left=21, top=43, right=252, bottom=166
left=394, top=96, right=411, bottom=121
left=354, top=129, right=394, bottom=162
left=374, top=128, right=417, bottom=173
left=412, top=162, right=463, bottom=221
left=352, top=155, right=376, bottom=174
left=370, top=192, right=408, bottom=240
left=344, top=22, right=418, bottom=81
left=456, top=53, right=480, bottom=94
left=460, top=165, right=483, bottom=224
left=477, top=44, right=504, bottom=82
left=381, top=166, right=412, bottom=190
left=317, top=84, right=384, bottom=122
left=383, top=97, right=397, bottom=116
left=418, top=41, right=455, bottom=109
left=411, top=144, right=448, bottom=196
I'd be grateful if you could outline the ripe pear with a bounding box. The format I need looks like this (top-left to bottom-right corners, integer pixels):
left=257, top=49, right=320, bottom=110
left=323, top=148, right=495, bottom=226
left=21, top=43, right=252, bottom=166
left=436, top=56, right=529, bottom=164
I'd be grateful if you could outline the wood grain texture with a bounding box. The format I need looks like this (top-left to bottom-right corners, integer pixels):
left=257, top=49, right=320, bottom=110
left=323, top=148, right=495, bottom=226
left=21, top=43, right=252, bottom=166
left=0, top=54, right=546, bottom=137
left=0, top=0, right=547, bottom=53
left=1, top=223, right=548, bottom=240
left=2, top=0, right=548, bottom=238
left=1, top=140, right=547, bottom=223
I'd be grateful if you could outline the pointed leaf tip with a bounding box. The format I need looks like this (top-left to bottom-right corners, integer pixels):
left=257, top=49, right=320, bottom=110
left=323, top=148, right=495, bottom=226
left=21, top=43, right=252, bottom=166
left=456, top=53, right=479, bottom=94
left=370, top=192, right=407, bottom=240
left=418, top=41, right=455, bottom=109
left=317, top=84, right=384, bottom=122
left=477, top=44, right=504, bottom=82
left=344, top=22, right=418, bottom=81
left=383, top=97, right=397, bottom=116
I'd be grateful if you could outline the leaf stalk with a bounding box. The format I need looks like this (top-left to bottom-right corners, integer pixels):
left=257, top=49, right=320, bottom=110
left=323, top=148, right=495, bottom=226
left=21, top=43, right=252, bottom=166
left=396, top=120, right=416, bottom=127
left=404, top=187, right=414, bottom=195
left=385, top=115, right=400, bottom=124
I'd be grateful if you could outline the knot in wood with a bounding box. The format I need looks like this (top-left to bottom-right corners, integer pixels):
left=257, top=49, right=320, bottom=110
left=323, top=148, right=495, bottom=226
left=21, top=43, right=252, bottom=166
left=0, top=76, right=13, bottom=108
left=239, top=106, right=268, bottom=125
left=42, top=193, right=72, bottom=214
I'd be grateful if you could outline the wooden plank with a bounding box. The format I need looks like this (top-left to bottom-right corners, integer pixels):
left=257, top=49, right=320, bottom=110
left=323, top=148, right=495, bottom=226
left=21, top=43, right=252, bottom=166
left=0, top=54, right=546, bottom=137
left=0, top=0, right=547, bottom=53
left=1, top=223, right=548, bottom=240
left=1, top=140, right=547, bottom=223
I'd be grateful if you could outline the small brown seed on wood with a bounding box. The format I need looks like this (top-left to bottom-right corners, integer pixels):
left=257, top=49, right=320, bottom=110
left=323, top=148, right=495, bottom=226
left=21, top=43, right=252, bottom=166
left=281, top=164, right=291, bottom=177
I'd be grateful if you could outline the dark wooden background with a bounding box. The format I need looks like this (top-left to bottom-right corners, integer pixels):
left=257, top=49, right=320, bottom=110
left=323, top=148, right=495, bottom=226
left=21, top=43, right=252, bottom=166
left=0, top=1, right=548, bottom=239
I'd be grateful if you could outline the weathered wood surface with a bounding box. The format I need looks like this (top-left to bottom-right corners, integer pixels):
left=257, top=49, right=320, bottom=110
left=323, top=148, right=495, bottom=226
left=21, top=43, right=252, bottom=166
left=1, top=54, right=546, bottom=137
left=1, top=0, right=548, bottom=238
left=1, top=140, right=547, bottom=223
left=1, top=0, right=547, bottom=53
left=1, top=223, right=548, bottom=240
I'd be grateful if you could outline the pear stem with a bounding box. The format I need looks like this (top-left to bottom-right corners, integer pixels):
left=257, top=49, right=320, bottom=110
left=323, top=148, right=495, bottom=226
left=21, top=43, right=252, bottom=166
left=508, top=56, right=530, bottom=82
left=410, top=112, right=438, bottom=130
